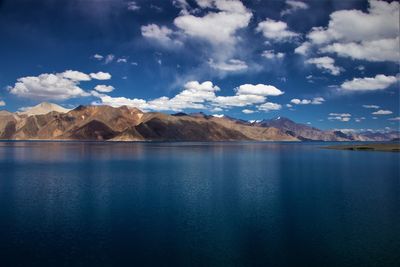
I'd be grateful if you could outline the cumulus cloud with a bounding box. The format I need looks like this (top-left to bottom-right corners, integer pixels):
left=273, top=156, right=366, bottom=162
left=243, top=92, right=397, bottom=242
left=141, top=24, right=175, bottom=44
left=372, top=109, right=393, bottom=115
left=93, top=54, right=104, bottom=60
left=320, top=37, right=400, bottom=62
left=341, top=74, right=398, bottom=91
left=328, top=113, right=351, bottom=122
left=297, top=0, right=400, bottom=62
left=127, top=1, right=140, bottom=11
left=9, top=73, right=90, bottom=101
left=62, top=70, right=91, bottom=81
left=258, top=102, right=282, bottom=112
left=242, top=109, right=255, bottom=114
left=305, top=56, right=341, bottom=75
left=290, top=97, right=325, bottom=105
left=262, top=50, right=285, bottom=59
left=92, top=92, right=149, bottom=110
left=236, top=84, right=284, bottom=96
left=90, top=72, right=112, bottom=80
left=174, top=0, right=252, bottom=45
left=8, top=70, right=112, bottom=101
left=94, top=85, right=115, bottom=93
left=294, top=41, right=311, bottom=55
left=213, top=94, right=266, bottom=108
left=172, top=0, right=253, bottom=72
left=256, top=19, right=299, bottom=42
left=117, top=58, right=128, bottom=63
left=94, top=81, right=284, bottom=112
left=362, top=104, right=380, bottom=109
left=281, top=0, right=309, bottom=16
left=208, top=58, right=248, bottom=72
left=0, top=100, right=5, bottom=107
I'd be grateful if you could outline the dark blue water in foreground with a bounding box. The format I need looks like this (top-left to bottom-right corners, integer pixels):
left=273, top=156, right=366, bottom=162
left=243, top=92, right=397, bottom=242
left=0, top=142, right=399, bottom=267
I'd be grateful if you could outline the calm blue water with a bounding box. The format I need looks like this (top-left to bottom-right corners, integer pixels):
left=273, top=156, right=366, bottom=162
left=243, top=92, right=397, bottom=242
left=0, top=141, right=399, bottom=267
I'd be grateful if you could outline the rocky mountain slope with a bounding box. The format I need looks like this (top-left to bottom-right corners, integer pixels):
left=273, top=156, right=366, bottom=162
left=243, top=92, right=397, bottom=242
left=0, top=103, right=398, bottom=141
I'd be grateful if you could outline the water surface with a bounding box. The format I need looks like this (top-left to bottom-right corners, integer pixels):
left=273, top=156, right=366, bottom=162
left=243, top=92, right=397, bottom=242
left=0, top=141, right=399, bottom=266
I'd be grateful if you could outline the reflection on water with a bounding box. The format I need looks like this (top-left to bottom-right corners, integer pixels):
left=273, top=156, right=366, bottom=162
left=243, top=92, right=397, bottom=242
left=0, top=141, right=399, bottom=266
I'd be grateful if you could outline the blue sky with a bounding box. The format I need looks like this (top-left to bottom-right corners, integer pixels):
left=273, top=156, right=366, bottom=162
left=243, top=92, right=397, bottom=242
left=0, top=0, right=399, bottom=130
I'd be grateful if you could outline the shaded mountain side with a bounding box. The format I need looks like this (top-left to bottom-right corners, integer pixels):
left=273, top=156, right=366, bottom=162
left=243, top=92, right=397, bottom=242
left=0, top=104, right=398, bottom=141
left=0, top=111, right=19, bottom=139
left=135, top=117, right=250, bottom=141
left=64, top=120, right=117, bottom=140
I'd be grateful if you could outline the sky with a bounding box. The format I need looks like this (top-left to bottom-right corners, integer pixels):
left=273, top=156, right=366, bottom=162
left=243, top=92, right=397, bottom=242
left=0, top=0, right=399, bottom=131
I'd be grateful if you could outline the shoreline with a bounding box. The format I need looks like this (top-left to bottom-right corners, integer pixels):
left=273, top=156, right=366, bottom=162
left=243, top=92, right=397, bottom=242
left=324, top=143, right=400, bottom=152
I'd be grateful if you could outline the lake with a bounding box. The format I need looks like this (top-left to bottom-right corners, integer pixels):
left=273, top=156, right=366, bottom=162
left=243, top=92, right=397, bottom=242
left=0, top=141, right=399, bottom=267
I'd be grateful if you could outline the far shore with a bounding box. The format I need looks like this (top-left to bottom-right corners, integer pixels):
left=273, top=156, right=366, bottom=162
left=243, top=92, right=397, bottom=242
left=325, top=143, right=400, bottom=152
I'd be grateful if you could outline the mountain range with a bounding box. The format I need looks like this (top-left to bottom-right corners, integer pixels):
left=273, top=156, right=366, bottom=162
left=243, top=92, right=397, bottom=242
left=0, top=102, right=398, bottom=142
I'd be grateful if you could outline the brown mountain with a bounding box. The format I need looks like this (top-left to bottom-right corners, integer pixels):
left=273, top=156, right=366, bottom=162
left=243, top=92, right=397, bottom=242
left=0, top=104, right=296, bottom=141
left=0, top=103, right=398, bottom=142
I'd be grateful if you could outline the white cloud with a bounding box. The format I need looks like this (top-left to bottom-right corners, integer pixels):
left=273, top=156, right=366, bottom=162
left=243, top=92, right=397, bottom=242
left=388, top=117, right=400, bottom=121
left=328, top=112, right=351, bottom=122
left=237, top=84, right=283, bottom=96
left=290, top=97, right=325, bottom=105
left=305, top=56, right=341, bottom=75
left=146, top=81, right=220, bottom=111
left=213, top=94, right=266, bottom=108
left=141, top=24, right=175, bottom=43
left=372, top=109, right=393, bottom=115
left=256, top=19, right=299, bottom=42
left=127, top=1, right=140, bottom=11
left=117, top=58, right=128, bottom=63
left=62, top=70, right=91, bottom=81
left=90, top=72, right=112, bottom=80
left=299, top=0, right=400, bottom=62
left=0, top=100, right=5, bottom=107
left=208, top=58, right=248, bottom=72
left=320, top=37, right=400, bottom=62
left=92, top=93, right=149, bottom=110
left=165, top=1, right=253, bottom=74
left=211, top=107, right=223, bottom=112
left=242, top=109, right=255, bottom=114
left=294, top=41, right=311, bottom=55
left=258, top=102, right=282, bottom=112
left=329, top=113, right=351, bottom=117
left=311, top=97, right=325, bottom=104
left=262, top=50, right=285, bottom=59
left=93, top=54, right=104, bottom=60
left=308, top=1, right=399, bottom=44
left=281, top=0, right=309, bottom=16
left=291, top=98, right=311, bottom=105
left=105, top=54, right=115, bottom=64
left=341, top=74, right=398, bottom=91
left=362, top=104, right=380, bottom=109
left=94, top=80, right=284, bottom=112
left=94, top=85, right=115, bottom=93
left=9, top=72, right=90, bottom=101
left=174, top=0, right=252, bottom=45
